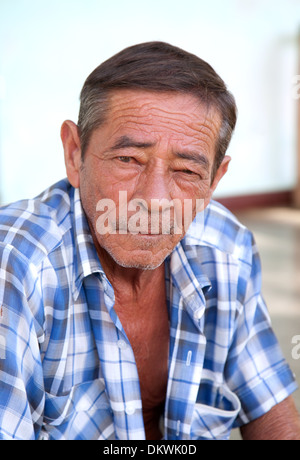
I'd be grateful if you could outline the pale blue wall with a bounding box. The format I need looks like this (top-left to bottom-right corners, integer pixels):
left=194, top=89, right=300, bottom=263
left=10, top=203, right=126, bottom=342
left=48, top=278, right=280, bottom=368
left=0, top=0, right=299, bottom=203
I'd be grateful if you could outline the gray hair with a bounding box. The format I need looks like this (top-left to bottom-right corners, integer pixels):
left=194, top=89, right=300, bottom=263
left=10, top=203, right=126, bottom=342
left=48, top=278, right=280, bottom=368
left=78, top=41, right=237, bottom=180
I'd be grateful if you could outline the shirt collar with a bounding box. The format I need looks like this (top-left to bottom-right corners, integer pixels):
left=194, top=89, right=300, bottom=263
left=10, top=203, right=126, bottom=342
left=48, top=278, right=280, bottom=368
left=72, top=188, right=104, bottom=300
left=170, top=239, right=211, bottom=331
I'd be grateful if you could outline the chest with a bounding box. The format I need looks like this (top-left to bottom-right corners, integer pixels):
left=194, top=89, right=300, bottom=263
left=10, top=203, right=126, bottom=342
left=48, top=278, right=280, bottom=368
left=114, top=290, right=170, bottom=438
left=115, top=292, right=169, bottom=387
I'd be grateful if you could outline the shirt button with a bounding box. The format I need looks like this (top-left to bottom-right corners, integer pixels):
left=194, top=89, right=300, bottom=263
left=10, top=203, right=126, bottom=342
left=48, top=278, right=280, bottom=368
left=125, top=404, right=135, bottom=415
left=117, top=339, right=127, bottom=350
left=194, top=309, right=204, bottom=320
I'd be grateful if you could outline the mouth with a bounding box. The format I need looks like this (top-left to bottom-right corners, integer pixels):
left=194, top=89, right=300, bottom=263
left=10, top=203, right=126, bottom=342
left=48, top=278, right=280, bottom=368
left=116, top=221, right=179, bottom=237
left=117, top=229, right=177, bottom=237
left=135, top=233, right=166, bottom=237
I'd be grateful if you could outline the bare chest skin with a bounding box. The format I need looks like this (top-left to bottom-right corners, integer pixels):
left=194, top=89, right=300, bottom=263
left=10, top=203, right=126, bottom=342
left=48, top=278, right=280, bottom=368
left=113, top=275, right=169, bottom=440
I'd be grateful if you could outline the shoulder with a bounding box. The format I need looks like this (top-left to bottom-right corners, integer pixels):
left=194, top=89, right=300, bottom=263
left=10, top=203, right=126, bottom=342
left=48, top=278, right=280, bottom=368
left=0, top=179, right=74, bottom=265
left=184, top=200, right=256, bottom=271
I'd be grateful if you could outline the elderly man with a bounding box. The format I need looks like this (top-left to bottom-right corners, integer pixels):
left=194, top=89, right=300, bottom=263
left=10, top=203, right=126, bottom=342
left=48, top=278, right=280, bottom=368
left=0, top=42, right=299, bottom=440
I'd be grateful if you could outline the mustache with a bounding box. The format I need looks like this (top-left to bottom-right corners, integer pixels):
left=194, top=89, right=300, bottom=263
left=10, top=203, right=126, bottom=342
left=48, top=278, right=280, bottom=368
left=116, top=212, right=178, bottom=235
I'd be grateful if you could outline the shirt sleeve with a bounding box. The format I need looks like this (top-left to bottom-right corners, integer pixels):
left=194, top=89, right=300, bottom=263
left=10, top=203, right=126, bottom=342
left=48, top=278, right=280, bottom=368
left=0, top=243, right=45, bottom=439
left=224, top=232, right=298, bottom=427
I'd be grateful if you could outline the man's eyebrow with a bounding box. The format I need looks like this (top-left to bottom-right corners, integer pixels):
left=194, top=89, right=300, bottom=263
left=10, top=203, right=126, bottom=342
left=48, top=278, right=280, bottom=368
left=107, top=136, right=210, bottom=170
left=109, top=135, right=155, bottom=151
left=174, top=151, right=210, bottom=170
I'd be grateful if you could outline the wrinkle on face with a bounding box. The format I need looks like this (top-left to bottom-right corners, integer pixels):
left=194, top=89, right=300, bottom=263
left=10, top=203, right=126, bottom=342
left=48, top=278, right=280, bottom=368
left=78, top=90, right=222, bottom=270
left=98, top=90, right=221, bottom=158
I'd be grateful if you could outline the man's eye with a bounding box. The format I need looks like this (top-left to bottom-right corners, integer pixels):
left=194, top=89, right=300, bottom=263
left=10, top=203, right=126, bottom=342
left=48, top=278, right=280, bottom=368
left=177, top=169, right=203, bottom=180
left=117, top=156, right=132, bottom=163
left=181, top=169, right=196, bottom=175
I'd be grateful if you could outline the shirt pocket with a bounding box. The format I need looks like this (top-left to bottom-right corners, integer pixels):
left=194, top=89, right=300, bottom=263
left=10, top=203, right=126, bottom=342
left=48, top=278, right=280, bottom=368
left=190, top=379, right=241, bottom=440
left=41, top=379, right=114, bottom=440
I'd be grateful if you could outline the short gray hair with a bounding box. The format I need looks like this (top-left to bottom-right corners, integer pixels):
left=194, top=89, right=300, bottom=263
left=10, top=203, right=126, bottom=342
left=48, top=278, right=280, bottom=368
left=78, top=41, right=237, bottom=180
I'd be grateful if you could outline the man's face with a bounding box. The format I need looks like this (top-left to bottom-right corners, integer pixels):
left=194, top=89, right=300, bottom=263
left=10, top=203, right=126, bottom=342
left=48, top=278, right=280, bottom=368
left=64, top=90, right=229, bottom=270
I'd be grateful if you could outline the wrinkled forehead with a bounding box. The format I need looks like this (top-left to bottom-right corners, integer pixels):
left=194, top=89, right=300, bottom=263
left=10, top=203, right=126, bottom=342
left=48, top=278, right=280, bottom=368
left=104, top=89, right=222, bottom=144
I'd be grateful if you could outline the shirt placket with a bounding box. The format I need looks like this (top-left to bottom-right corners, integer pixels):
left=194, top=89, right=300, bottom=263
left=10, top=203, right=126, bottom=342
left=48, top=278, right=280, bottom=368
left=84, top=274, right=145, bottom=440
left=164, top=245, right=209, bottom=440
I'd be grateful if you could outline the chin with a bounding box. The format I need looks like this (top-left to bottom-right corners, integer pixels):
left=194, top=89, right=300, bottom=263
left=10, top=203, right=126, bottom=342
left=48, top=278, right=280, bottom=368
left=107, top=247, right=169, bottom=270
left=96, top=233, right=182, bottom=270
left=103, top=239, right=174, bottom=270
left=114, top=259, right=164, bottom=270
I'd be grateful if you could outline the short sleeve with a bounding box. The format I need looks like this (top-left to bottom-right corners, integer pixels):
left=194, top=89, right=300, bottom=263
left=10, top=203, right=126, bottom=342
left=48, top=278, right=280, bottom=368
left=0, top=243, right=45, bottom=439
left=224, top=234, right=298, bottom=427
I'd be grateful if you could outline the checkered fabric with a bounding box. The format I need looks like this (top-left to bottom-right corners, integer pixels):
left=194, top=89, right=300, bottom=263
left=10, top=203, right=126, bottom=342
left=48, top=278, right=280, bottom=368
left=0, top=179, right=297, bottom=440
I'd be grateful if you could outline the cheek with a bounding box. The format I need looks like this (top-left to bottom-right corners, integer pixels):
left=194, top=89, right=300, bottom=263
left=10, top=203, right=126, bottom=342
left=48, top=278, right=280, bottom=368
left=80, top=160, right=119, bottom=202
left=170, top=179, right=211, bottom=228
left=79, top=164, right=137, bottom=236
left=93, top=159, right=140, bottom=197
left=171, top=177, right=211, bottom=201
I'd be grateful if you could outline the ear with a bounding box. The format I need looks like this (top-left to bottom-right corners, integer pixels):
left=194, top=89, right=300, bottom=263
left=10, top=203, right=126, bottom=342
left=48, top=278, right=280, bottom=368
left=61, top=120, right=82, bottom=188
left=210, top=155, right=231, bottom=193
left=204, top=156, right=231, bottom=206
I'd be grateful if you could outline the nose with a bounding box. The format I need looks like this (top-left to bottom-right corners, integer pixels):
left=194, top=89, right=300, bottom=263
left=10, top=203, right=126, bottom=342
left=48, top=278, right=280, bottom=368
left=132, top=161, right=172, bottom=212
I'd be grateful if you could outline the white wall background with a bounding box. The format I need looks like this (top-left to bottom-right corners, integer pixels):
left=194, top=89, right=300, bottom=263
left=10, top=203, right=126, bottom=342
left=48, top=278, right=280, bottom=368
left=0, top=0, right=299, bottom=204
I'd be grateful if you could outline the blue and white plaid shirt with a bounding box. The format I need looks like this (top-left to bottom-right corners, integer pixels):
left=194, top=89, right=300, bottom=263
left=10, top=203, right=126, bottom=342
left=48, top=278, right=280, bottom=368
left=0, top=179, right=297, bottom=440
